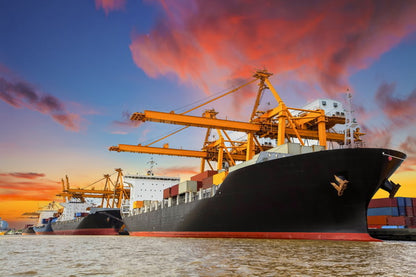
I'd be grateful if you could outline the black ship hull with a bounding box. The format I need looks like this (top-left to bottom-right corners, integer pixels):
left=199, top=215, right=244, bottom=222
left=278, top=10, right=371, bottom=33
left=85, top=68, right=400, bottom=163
left=33, top=221, right=54, bottom=235
left=124, top=148, right=406, bottom=241
left=52, top=208, right=124, bottom=235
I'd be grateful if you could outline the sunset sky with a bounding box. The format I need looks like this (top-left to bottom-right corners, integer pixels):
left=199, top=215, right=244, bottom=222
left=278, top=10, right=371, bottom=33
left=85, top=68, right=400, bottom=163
left=1, top=0, right=416, bottom=228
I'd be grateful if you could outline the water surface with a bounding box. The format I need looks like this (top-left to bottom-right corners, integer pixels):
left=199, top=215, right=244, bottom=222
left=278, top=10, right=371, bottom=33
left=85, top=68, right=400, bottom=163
left=1, top=236, right=415, bottom=276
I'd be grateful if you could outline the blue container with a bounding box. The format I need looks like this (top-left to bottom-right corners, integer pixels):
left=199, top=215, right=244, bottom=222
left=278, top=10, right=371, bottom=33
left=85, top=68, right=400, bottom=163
left=398, top=206, right=406, bottom=216
left=75, top=212, right=81, bottom=217
left=367, top=207, right=399, bottom=216
left=41, top=218, right=48, bottom=224
left=381, top=225, right=406, bottom=229
left=405, top=198, right=413, bottom=207
left=396, top=197, right=406, bottom=207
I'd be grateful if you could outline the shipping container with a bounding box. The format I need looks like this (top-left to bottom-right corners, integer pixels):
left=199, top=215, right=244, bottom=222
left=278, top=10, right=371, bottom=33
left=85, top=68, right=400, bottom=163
left=398, top=205, right=406, bottom=216
left=197, top=181, right=203, bottom=190
left=367, top=207, right=399, bottom=216
left=405, top=207, right=414, bottom=217
left=133, top=201, right=144, bottom=209
left=190, top=170, right=218, bottom=182
left=202, top=176, right=214, bottom=188
left=367, top=224, right=383, bottom=229
left=396, top=197, right=406, bottom=207
left=405, top=217, right=413, bottom=227
left=413, top=198, right=416, bottom=207
left=170, top=184, right=179, bottom=196
left=404, top=197, right=413, bottom=207
left=213, top=171, right=227, bottom=185
left=367, top=215, right=387, bottom=225
left=381, top=225, right=405, bottom=229
left=163, top=187, right=170, bottom=199
left=178, top=180, right=198, bottom=194
left=386, top=216, right=406, bottom=226
left=368, top=198, right=397, bottom=208
left=42, top=218, right=48, bottom=224
left=75, top=212, right=81, bottom=217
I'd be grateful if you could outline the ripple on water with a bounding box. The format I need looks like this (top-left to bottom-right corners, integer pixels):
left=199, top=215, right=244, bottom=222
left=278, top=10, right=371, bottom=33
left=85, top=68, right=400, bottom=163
left=1, top=236, right=416, bottom=276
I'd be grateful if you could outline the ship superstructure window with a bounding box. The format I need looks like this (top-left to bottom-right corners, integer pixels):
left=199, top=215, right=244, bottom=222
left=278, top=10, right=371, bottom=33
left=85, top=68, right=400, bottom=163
left=322, top=101, right=326, bottom=106
left=333, top=102, right=338, bottom=108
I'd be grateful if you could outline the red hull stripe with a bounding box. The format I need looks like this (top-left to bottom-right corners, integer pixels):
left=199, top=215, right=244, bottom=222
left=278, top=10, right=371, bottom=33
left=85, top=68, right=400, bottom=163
left=53, top=228, right=119, bottom=235
left=129, top=231, right=380, bottom=241
left=35, top=232, right=55, bottom=235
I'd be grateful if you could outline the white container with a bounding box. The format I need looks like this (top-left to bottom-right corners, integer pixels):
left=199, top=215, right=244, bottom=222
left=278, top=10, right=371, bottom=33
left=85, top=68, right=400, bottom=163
left=178, top=180, right=198, bottom=194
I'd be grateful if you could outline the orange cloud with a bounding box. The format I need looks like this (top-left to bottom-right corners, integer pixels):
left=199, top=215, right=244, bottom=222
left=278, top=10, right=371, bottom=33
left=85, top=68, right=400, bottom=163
left=0, top=69, right=82, bottom=131
left=95, top=0, right=126, bottom=15
left=130, top=0, right=416, bottom=101
left=158, top=166, right=198, bottom=176
left=0, top=172, right=61, bottom=201
left=0, top=172, right=45, bottom=179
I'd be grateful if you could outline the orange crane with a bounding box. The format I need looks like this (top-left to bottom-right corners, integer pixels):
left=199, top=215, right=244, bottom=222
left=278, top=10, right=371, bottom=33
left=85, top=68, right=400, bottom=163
left=57, top=169, right=130, bottom=209
left=109, top=70, right=364, bottom=172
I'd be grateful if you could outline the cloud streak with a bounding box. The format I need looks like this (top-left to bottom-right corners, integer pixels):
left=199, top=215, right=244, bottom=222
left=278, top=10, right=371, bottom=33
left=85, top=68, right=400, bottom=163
left=0, top=172, right=45, bottom=180
left=159, top=166, right=198, bottom=177
left=398, top=136, right=416, bottom=172
left=112, top=110, right=142, bottom=130
left=95, top=0, right=127, bottom=15
left=0, top=172, right=60, bottom=201
left=130, top=0, right=416, bottom=101
left=0, top=72, right=82, bottom=131
left=375, top=82, right=416, bottom=127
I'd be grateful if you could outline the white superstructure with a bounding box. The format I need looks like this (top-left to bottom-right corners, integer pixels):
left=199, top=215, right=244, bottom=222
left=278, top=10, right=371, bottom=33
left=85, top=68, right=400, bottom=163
left=56, top=201, right=92, bottom=222
left=124, top=173, right=180, bottom=211
left=296, top=98, right=345, bottom=117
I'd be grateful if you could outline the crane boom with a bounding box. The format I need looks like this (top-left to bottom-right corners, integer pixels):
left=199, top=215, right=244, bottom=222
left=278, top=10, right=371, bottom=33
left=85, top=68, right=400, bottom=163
left=110, top=69, right=364, bottom=171
left=130, top=111, right=259, bottom=132
left=109, top=144, right=247, bottom=161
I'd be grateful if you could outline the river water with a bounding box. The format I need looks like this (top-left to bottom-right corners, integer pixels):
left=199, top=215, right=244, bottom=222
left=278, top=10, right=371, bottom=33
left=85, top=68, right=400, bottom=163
left=1, top=236, right=415, bottom=276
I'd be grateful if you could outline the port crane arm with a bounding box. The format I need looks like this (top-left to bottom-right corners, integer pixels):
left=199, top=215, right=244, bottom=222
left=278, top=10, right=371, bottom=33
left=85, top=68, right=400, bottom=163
left=109, top=144, right=247, bottom=161
left=130, top=110, right=260, bottom=133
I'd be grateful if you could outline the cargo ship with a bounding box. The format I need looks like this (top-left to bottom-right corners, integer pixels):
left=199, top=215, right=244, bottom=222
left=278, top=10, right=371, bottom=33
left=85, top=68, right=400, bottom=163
left=51, top=200, right=124, bottom=235
left=33, top=202, right=59, bottom=235
left=111, top=70, right=406, bottom=241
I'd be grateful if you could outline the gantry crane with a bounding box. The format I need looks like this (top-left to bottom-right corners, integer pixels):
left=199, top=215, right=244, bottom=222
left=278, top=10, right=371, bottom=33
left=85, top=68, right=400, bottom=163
left=57, top=169, right=130, bottom=209
left=109, top=70, right=364, bottom=172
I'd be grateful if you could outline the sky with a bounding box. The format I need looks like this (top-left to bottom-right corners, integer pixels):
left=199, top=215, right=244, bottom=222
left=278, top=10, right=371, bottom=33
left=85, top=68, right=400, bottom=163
left=1, top=0, right=416, bottom=228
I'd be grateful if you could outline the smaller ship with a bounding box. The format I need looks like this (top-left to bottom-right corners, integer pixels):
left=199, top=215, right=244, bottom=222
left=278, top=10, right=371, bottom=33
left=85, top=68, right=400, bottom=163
left=51, top=170, right=128, bottom=235
left=33, top=202, right=60, bottom=235
left=51, top=201, right=124, bottom=235
left=21, top=224, right=36, bottom=235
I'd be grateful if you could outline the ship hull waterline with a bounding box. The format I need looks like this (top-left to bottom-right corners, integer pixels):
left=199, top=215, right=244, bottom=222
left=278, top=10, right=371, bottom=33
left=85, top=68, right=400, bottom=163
left=52, top=208, right=124, bottom=235
left=123, top=148, right=406, bottom=241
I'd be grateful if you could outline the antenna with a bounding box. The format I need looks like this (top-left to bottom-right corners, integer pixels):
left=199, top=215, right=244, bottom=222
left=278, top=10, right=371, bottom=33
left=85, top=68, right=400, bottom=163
left=147, top=157, right=157, bottom=176
left=344, top=90, right=358, bottom=148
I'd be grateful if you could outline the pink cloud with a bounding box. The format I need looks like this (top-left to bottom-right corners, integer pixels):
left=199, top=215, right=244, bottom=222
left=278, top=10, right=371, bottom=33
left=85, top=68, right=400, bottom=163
left=112, top=110, right=142, bottom=128
left=398, top=136, right=416, bottom=172
left=159, top=166, right=198, bottom=176
left=0, top=172, right=45, bottom=179
left=95, top=0, right=127, bottom=15
left=375, top=82, right=416, bottom=126
left=130, top=0, right=416, bottom=104
left=0, top=68, right=82, bottom=131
